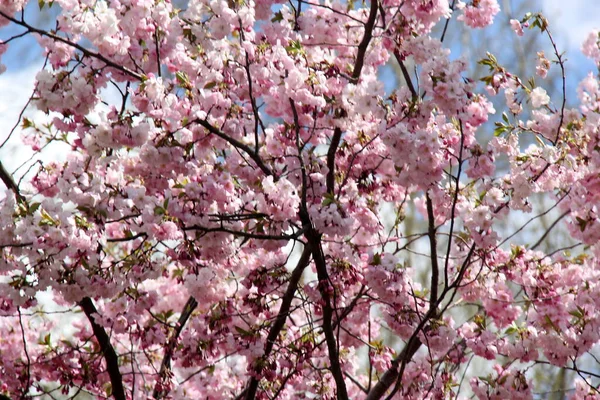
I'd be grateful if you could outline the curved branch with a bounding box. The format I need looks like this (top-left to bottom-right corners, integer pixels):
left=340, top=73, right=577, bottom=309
left=311, top=237, right=349, bottom=400
left=366, top=244, right=477, bottom=400
left=327, top=0, right=378, bottom=196
left=531, top=210, right=569, bottom=250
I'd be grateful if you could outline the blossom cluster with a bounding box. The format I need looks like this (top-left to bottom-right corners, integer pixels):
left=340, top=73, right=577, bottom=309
left=1, top=1, right=600, bottom=399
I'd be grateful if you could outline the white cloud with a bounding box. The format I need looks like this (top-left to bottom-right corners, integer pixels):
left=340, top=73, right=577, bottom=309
left=541, top=0, right=600, bottom=51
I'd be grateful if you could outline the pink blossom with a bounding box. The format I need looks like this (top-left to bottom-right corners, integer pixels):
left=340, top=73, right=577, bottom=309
left=457, top=0, right=501, bottom=28
left=530, top=87, right=550, bottom=108
left=536, top=51, right=550, bottom=78
left=582, top=30, right=600, bottom=64
left=152, top=221, right=182, bottom=241
left=3, top=2, right=600, bottom=398
left=510, top=19, right=524, bottom=36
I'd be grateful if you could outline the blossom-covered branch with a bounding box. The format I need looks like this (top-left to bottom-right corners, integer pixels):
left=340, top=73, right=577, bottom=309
left=2, top=0, right=600, bottom=398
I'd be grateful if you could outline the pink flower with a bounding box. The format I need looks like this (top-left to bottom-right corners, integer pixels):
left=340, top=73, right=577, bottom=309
left=530, top=87, right=550, bottom=108
left=582, top=30, right=600, bottom=64
left=510, top=19, right=524, bottom=36
left=536, top=51, right=550, bottom=78
left=152, top=221, right=182, bottom=241
left=457, top=0, right=501, bottom=28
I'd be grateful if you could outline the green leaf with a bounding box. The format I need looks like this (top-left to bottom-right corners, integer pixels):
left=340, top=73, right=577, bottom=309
left=234, top=326, right=254, bottom=337
left=40, top=210, right=58, bottom=227
left=285, top=40, right=304, bottom=56
left=105, top=383, right=113, bottom=397
left=203, top=81, right=217, bottom=89
left=569, top=309, right=584, bottom=319
left=478, top=375, right=495, bottom=386
left=28, top=202, right=41, bottom=215
left=271, top=11, right=283, bottom=23
left=40, top=333, right=51, bottom=346
left=505, top=326, right=517, bottom=335
left=544, top=315, right=560, bottom=332
left=322, top=193, right=336, bottom=207
left=493, top=122, right=507, bottom=137
left=176, top=71, right=191, bottom=88
left=576, top=216, right=588, bottom=232
left=370, top=253, right=381, bottom=266
left=21, top=117, right=34, bottom=129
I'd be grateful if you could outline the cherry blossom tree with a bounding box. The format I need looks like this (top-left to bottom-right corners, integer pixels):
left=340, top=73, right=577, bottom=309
left=1, top=0, right=600, bottom=399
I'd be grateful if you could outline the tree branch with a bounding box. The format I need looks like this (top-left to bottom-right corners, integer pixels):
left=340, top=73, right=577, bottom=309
left=310, top=236, right=349, bottom=400
left=326, top=127, right=342, bottom=195
left=153, top=296, right=198, bottom=399
left=394, top=51, right=418, bottom=100
left=0, top=161, right=24, bottom=203
left=364, top=337, right=422, bottom=400
left=244, top=245, right=312, bottom=400
left=366, top=244, right=477, bottom=400
left=195, top=119, right=275, bottom=178
left=326, top=0, right=378, bottom=196
left=183, top=224, right=304, bottom=241
left=78, top=297, right=126, bottom=400
left=0, top=11, right=143, bottom=81
left=351, top=0, right=379, bottom=83
left=426, top=192, right=439, bottom=309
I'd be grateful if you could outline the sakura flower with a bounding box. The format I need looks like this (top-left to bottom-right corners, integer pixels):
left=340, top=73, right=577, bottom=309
left=510, top=19, right=524, bottom=36
left=530, top=87, right=550, bottom=108
left=152, top=221, right=182, bottom=241
left=536, top=51, right=550, bottom=78
left=457, top=0, right=500, bottom=28
left=582, top=30, right=600, bottom=65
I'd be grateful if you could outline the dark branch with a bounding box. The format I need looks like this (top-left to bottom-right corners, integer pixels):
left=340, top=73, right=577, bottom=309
left=0, top=161, right=24, bottom=203
left=351, top=0, right=379, bottom=83
left=78, top=297, right=126, bottom=400
left=244, top=245, right=312, bottom=400
left=426, top=193, right=439, bottom=310
left=153, top=296, right=198, bottom=399
left=0, top=11, right=143, bottom=81
left=394, top=52, right=418, bottom=100
left=311, top=239, right=349, bottom=400
left=184, top=224, right=303, bottom=241
left=195, top=119, right=275, bottom=178
left=326, top=127, right=342, bottom=195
